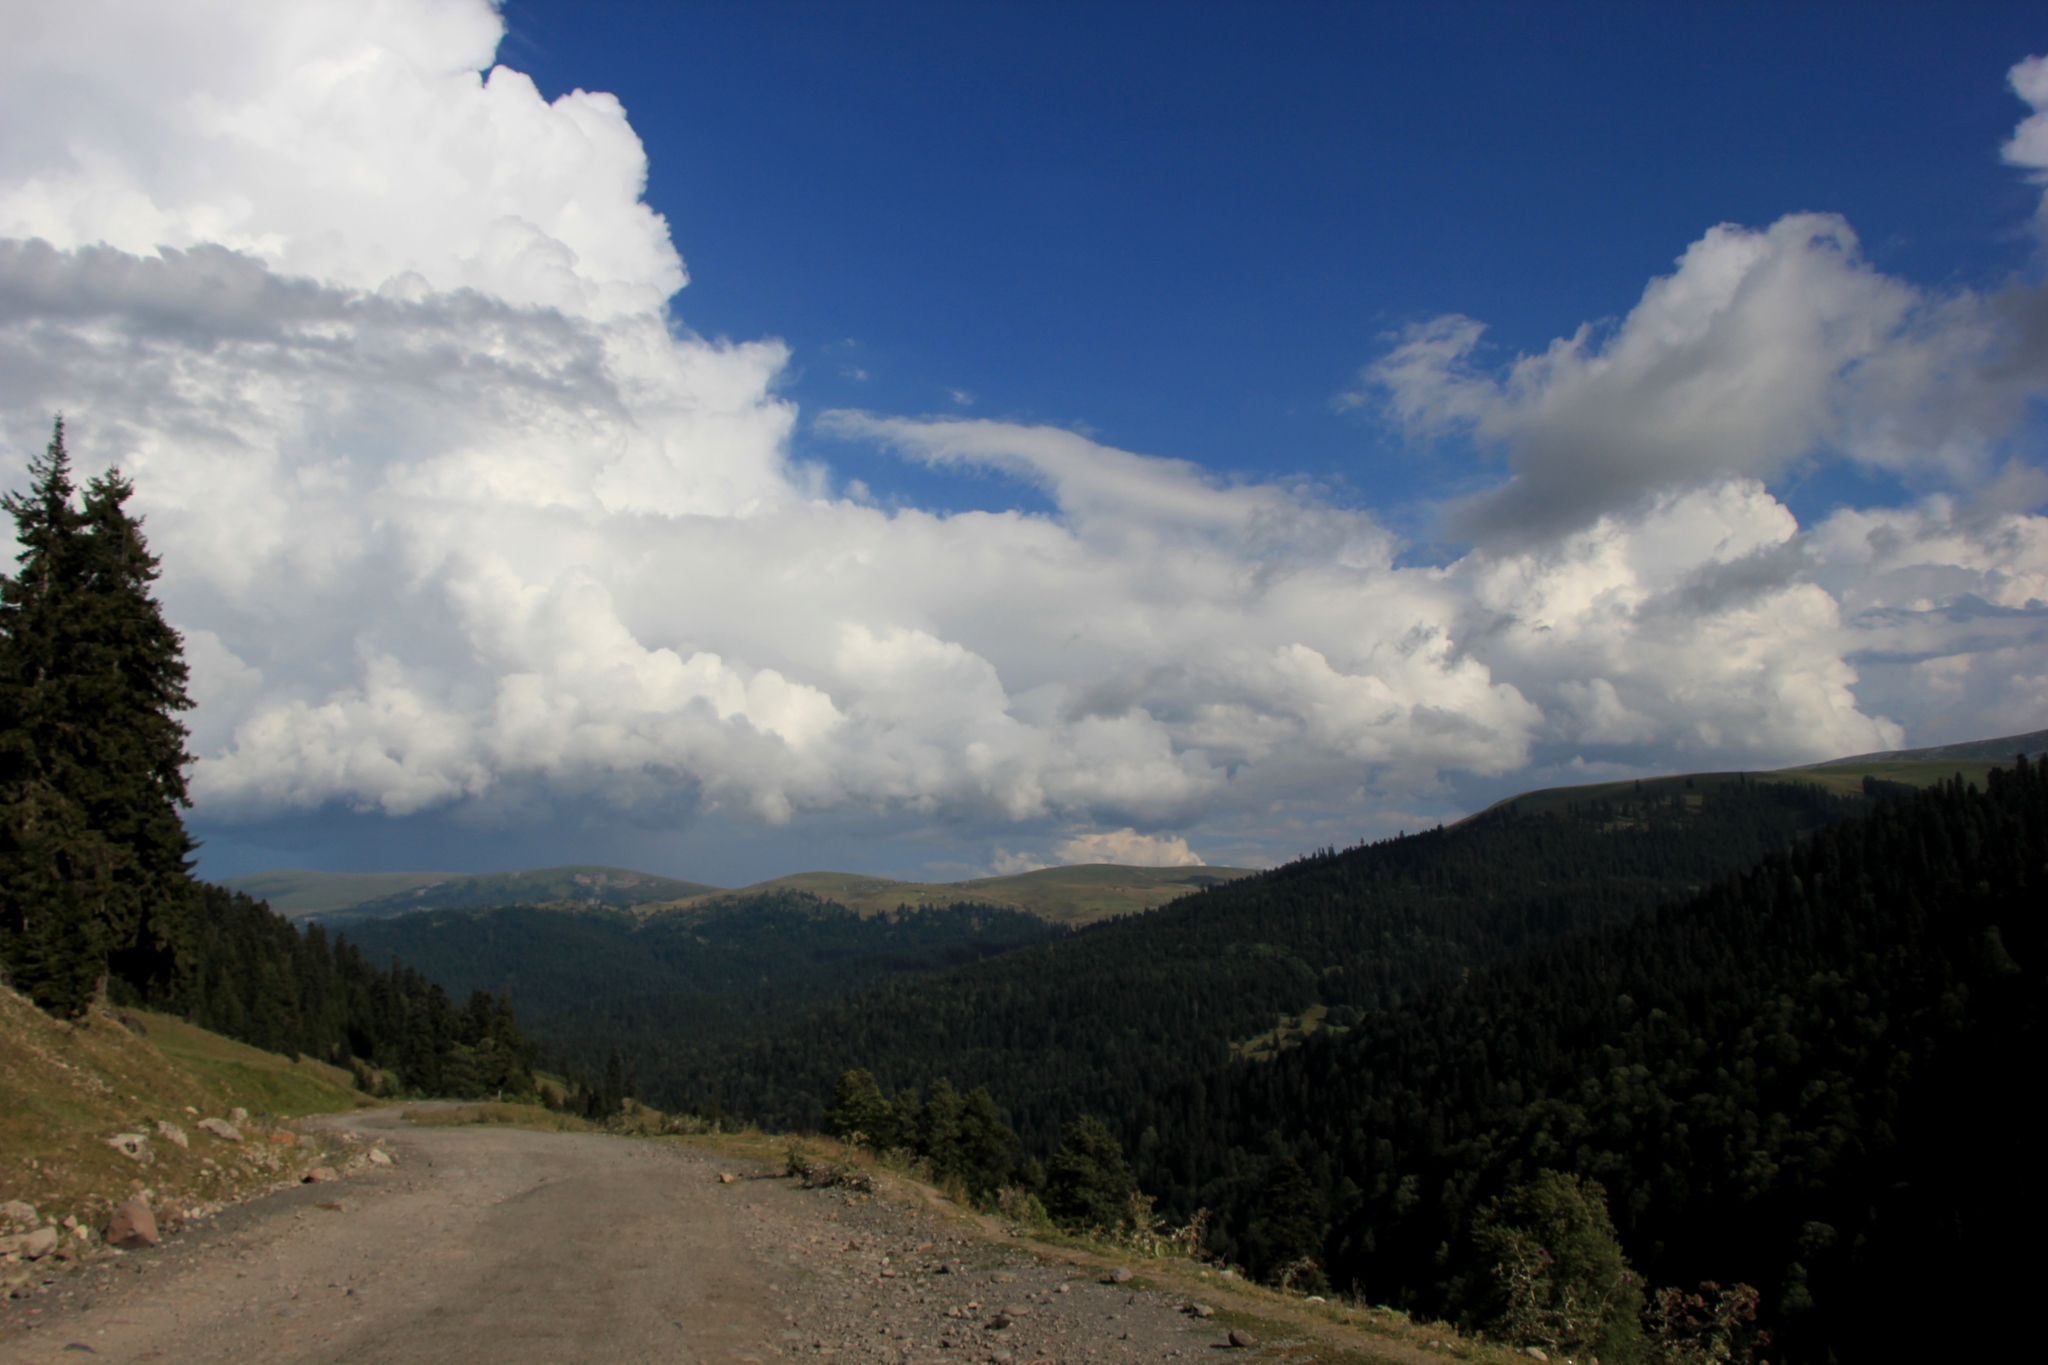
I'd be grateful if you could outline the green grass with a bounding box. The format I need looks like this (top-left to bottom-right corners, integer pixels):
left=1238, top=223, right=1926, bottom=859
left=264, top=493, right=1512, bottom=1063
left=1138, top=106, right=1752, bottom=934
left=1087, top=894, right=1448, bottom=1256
left=401, top=1102, right=596, bottom=1132
left=1777, top=757, right=2006, bottom=794
left=0, top=985, right=371, bottom=1229
left=1233, top=1003, right=1338, bottom=1061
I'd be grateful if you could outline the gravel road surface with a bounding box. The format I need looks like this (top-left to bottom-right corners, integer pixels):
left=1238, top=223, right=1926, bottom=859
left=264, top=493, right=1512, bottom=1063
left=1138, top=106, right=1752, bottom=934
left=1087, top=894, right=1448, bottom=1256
left=0, top=1109, right=1272, bottom=1365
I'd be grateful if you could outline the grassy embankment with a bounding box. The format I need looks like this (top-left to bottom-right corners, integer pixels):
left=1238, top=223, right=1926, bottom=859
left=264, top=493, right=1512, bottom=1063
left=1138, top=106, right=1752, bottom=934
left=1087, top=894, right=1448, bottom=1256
left=720, top=1125, right=1515, bottom=1365
left=0, top=982, right=373, bottom=1237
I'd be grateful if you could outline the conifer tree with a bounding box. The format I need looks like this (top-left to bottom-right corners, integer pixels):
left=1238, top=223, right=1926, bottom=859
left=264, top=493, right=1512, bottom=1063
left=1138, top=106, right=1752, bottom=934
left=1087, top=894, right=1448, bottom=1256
left=1043, top=1115, right=1140, bottom=1230
left=0, top=419, right=194, bottom=1014
left=1248, top=1154, right=1328, bottom=1291
left=80, top=462, right=196, bottom=996
left=591, top=1047, right=626, bottom=1119
left=823, top=1067, right=899, bottom=1148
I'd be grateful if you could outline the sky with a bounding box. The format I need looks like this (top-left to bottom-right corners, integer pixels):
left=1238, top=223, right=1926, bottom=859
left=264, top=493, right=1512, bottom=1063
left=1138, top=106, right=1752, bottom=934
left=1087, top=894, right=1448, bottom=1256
left=1, top=0, right=2045, bottom=885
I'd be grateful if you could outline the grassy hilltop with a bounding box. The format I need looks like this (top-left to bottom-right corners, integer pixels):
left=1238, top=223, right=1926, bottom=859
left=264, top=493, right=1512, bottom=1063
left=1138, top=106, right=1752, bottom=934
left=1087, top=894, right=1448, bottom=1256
left=654, top=863, right=1252, bottom=927
left=227, top=865, right=726, bottom=923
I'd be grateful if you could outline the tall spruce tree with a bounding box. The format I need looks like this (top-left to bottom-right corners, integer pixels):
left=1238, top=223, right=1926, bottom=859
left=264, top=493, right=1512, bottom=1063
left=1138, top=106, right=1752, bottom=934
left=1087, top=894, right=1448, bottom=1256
left=0, top=419, right=194, bottom=1015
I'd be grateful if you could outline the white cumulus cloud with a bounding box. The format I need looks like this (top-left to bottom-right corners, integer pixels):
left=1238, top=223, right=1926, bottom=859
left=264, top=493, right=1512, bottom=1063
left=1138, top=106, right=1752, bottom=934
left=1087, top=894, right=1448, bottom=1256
left=0, top=6, right=2043, bottom=875
left=1359, top=209, right=2048, bottom=544
left=1053, top=830, right=1205, bottom=868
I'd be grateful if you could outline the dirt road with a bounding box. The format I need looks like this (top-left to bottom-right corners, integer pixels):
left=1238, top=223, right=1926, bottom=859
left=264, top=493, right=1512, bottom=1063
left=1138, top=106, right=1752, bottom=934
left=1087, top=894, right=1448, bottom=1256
left=0, top=1109, right=1265, bottom=1365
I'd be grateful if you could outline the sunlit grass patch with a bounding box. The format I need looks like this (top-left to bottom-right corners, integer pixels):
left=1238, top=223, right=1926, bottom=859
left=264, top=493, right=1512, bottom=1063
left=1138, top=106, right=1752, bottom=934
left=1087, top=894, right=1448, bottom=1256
left=402, top=1102, right=595, bottom=1131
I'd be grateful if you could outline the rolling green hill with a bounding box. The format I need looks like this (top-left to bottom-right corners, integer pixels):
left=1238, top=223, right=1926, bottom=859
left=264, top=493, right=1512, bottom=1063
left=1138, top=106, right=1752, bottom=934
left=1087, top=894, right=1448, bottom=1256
left=656, top=863, right=1254, bottom=926
left=1463, top=727, right=2048, bottom=823
left=307, top=865, right=726, bottom=922
left=227, top=862, right=1253, bottom=929
left=1809, top=725, right=2048, bottom=765
left=218, top=868, right=462, bottom=919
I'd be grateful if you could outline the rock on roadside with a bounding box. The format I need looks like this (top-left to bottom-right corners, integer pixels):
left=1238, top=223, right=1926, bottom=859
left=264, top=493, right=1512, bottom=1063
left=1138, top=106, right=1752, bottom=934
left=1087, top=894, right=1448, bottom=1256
left=104, top=1133, right=152, bottom=1162
left=104, top=1196, right=160, bottom=1249
left=0, top=1226, right=60, bottom=1260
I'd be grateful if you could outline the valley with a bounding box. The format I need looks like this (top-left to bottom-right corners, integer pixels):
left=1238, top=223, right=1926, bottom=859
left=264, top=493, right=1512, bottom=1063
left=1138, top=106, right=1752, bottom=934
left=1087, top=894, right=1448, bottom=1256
left=7, top=730, right=2042, bottom=1365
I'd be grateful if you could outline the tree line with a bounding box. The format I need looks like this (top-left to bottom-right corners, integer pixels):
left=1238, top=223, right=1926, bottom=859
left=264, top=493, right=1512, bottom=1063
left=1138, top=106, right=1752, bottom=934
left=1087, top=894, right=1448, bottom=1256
left=0, top=420, right=537, bottom=1098
left=1173, top=761, right=2041, bottom=1364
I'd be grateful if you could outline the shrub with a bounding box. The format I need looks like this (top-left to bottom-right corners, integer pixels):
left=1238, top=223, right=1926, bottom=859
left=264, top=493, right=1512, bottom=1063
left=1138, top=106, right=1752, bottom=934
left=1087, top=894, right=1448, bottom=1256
left=821, top=1068, right=897, bottom=1149
left=1469, top=1170, right=1645, bottom=1364
left=995, top=1185, right=1053, bottom=1227
left=1642, top=1281, right=1768, bottom=1365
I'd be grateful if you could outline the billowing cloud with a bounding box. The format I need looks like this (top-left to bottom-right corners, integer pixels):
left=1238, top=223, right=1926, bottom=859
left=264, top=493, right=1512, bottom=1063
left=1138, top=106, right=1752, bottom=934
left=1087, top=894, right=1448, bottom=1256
left=0, top=0, right=678, bottom=320
left=1358, top=212, right=2048, bottom=543
left=2007, top=54, right=2048, bottom=236
left=1053, top=830, right=1204, bottom=868
left=0, top=6, right=2043, bottom=875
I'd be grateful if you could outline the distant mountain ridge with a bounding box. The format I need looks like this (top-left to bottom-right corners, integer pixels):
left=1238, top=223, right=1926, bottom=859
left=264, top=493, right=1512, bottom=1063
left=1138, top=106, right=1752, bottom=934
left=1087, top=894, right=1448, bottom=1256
left=217, top=868, right=461, bottom=918
left=653, top=864, right=1253, bottom=927
left=222, top=865, right=725, bottom=923
left=1461, top=724, right=2048, bottom=824
left=1808, top=726, right=2048, bottom=766
left=221, top=728, right=2041, bottom=924
left=226, top=862, right=1254, bottom=929
left=322, top=865, right=724, bottom=922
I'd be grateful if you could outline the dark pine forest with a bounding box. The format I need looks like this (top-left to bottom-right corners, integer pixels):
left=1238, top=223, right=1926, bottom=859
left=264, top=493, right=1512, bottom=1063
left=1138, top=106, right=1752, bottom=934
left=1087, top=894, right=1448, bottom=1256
left=646, top=778, right=1872, bottom=1145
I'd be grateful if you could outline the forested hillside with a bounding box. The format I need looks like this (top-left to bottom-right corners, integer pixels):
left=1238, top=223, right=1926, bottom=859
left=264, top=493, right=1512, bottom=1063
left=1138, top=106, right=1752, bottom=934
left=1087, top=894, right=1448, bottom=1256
left=179, top=883, right=537, bottom=1098
left=1158, top=761, right=2041, bottom=1363
left=342, top=892, right=1059, bottom=1088
left=668, top=763, right=2037, bottom=1362
left=655, top=776, right=1868, bottom=1144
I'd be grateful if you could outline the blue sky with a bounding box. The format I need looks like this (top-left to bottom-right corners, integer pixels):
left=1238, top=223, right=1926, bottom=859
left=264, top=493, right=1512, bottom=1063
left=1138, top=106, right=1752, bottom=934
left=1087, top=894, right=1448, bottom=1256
left=506, top=0, right=2044, bottom=529
left=2, top=1, right=2045, bottom=885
